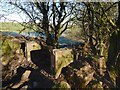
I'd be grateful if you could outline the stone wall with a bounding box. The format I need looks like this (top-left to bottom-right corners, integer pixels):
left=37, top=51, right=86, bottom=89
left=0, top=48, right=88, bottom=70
left=26, top=41, right=40, bottom=62
left=51, top=48, right=74, bottom=79
left=61, top=61, right=95, bottom=88
left=23, top=41, right=75, bottom=79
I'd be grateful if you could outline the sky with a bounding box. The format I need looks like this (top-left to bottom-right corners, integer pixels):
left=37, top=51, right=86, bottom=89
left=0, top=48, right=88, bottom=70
left=0, top=0, right=119, bottom=22
left=0, top=11, right=27, bottom=22
left=0, top=0, right=73, bottom=22
left=0, top=0, right=29, bottom=22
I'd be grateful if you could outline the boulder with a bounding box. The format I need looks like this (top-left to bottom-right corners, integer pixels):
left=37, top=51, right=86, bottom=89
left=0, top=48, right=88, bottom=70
left=11, top=70, right=31, bottom=89
left=61, top=60, right=95, bottom=88
left=53, top=80, right=71, bottom=89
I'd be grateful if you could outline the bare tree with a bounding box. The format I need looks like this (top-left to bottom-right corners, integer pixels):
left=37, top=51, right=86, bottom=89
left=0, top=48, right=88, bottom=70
left=8, top=1, right=75, bottom=48
left=75, top=2, right=118, bottom=56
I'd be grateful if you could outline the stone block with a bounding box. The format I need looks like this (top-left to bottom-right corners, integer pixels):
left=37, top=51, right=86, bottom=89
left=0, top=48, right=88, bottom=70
left=51, top=48, right=74, bottom=79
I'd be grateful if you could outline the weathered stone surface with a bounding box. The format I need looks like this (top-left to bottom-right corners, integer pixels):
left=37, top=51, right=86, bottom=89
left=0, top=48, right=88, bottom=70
left=61, top=60, right=95, bottom=88
left=98, top=57, right=106, bottom=75
left=75, top=62, right=95, bottom=86
left=30, top=49, right=51, bottom=70
left=12, top=70, right=31, bottom=89
left=29, top=47, right=74, bottom=79
left=52, top=48, right=74, bottom=79
left=53, top=80, right=71, bottom=89
left=26, top=41, right=40, bottom=62
left=86, top=80, right=104, bottom=89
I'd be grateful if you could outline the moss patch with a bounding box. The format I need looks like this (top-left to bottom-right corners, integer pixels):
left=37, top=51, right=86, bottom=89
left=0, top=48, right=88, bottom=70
left=54, top=49, right=73, bottom=79
left=1, top=38, right=20, bottom=65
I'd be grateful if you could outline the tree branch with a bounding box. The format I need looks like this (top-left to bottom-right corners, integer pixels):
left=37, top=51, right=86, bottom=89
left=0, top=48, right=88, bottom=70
left=60, top=21, right=68, bottom=35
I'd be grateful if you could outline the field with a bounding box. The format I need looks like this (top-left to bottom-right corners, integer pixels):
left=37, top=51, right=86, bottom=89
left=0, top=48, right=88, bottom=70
left=0, top=22, right=83, bottom=41
left=0, top=22, right=33, bottom=32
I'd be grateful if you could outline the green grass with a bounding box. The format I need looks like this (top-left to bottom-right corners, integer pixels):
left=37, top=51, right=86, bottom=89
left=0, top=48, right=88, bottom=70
left=0, top=38, right=20, bottom=65
left=0, top=22, right=83, bottom=42
left=0, top=22, right=33, bottom=32
left=0, top=22, right=23, bottom=32
left=64, top=25, right=83, bottom=41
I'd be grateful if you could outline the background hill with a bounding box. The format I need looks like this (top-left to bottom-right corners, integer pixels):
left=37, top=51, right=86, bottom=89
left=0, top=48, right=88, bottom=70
left=0, top=22, right=83, bottom=41
left=0, top=22, right=24, bottom=32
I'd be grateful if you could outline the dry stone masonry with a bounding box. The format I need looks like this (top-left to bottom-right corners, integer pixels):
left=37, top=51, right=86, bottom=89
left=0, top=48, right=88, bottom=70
left=51, top=48, right=74, bottom=79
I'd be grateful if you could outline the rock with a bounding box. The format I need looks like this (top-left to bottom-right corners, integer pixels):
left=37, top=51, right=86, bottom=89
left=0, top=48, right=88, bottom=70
left=12, top=70, right=31, bottom=89
left=22, top=70, right=31, bottom=80
left=26, top=41, right=40, bottom=61
left=86, top=80, right=104, bottom=89
left=52, top=48, right=74, bottom=79
left=53, top=81, right=71, bottom=89
left=61, top=60, right=95, bottom=88
left=59, top=81, right=71, bottom=89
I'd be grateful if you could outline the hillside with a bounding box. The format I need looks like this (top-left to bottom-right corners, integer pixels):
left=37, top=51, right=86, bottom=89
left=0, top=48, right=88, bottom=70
left=0, top=22, right=33, bottom=32
left=0, top=22, right=83, bottom=41
left=0, top=22, right=23, bottom=32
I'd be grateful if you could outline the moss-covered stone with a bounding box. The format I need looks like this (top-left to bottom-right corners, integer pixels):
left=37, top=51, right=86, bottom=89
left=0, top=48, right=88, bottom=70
left=53, top=49, right=74, bottom=79
left=61, top=60, right=95, bottom=88
left=52, top=81, right=71, bottom=89
left=1, top=38, right=20, bottom=66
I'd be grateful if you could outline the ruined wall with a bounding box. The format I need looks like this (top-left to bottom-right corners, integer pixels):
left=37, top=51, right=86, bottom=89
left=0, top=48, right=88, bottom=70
left=52, top=48, right=74, bottom=79
left=26, top=41, right=40, bottom=62
left=25, top=42, right=75, bottom=79
left=19, top=41, right=75, bottom=79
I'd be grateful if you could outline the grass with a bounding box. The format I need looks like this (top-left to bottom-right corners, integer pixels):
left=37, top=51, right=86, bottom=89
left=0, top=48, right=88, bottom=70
left=0, top=22, right=23, bottom=32
left=63, top=25, right=83, bottom=41
left=0, top=22, right=33, bottom=32
left=1, top=38, right=20, bottom=65
left=0, top=22, right=83, bottom=42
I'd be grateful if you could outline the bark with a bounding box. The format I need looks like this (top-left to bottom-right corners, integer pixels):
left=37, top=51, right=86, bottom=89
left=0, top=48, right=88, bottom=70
left=86, top=3, right=97, bottom=55
left=116, top=2, right=120, bottom=29
left=106, top=2, right=120, bottom=88
left=116, top=2, right=120, bottom=86
left=41, top=3, right=54, bottom=47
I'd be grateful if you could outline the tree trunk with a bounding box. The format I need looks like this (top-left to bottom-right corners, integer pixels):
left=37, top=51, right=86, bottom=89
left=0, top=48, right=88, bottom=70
left=116, top=2, right=120, bottom=86
left=116, top=2, right=120, bottom=29
left=106, top=1, right=120, bottom=88
left=46, top=34, right=53, bottom=46
left=42, top=3, right=54, bottom=47
left=87, top=4, right=97, bottom=55
left=54, top=36, right=59, bottom=49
